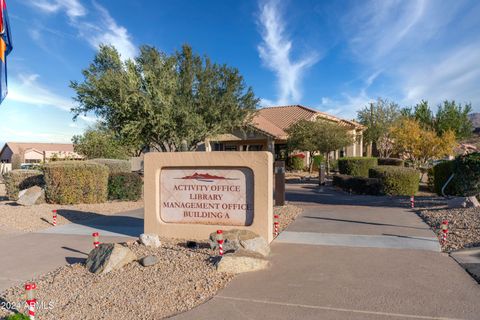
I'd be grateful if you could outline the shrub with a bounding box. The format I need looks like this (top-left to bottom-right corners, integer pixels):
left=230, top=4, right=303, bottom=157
left=290, top=155, right=304, bottom=171
left=431, top=160, right=455, bottom=195
left=43, top=161, right=109, bottom=204
left=108, top=172, right=143, bottom=201
left=5, top=313, right=30, bottom=320
left=89, top=158, right=131, bottom=174
left=3, top=169, right=44, bottom=200
left=312, top=154, right=325, bottom=171
left=332, top=174, right=382, bottom=195
left=378, top=158, right=404, bottom=167
left=452, top=152, right=480, bottom=196
left=338, top=157, right=378, bottom=177
left=369, top=166, right=419, bottom=196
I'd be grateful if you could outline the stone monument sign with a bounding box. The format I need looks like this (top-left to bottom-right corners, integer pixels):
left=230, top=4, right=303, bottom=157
left=144, top=152, right=273, bottom=242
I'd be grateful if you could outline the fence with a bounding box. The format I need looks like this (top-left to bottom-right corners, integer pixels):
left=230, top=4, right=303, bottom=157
left=0, top=163, right=12, bottom=175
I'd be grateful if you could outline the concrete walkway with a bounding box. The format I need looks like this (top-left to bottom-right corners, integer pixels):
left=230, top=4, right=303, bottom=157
left=0, top=208, right=143, bottom=291
left=173, top=184, right=480, bottom=320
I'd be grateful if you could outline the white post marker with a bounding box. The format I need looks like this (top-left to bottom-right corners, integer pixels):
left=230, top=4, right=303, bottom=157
left=25, top=282, right=36, bottom=320
left=441, top=220, right=449, bottom=245
left=92, top=232, right=100, bottom=248
left=52, top=210, right=57, bottom=226
left=216, top=230, right=224, bottom=256
left=274, top=214, right=279, bottom=237
left=410, top=195, right=415, bottom=208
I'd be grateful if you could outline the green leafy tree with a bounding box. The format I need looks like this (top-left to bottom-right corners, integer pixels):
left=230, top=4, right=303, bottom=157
left=413, top=100, right=434, bottom=129
left=70, top=45, right=258, bottom=152
left=357, top=98, right=401, bottom=157
left=315, top=120, right=353, bottom=172
left=72, top=124, right=133, bottom=159
left=435, top=100, right=473, bottom=140
left=286, top=119, right=319, bottom=172
left=287, top=119, right=352, bottom=172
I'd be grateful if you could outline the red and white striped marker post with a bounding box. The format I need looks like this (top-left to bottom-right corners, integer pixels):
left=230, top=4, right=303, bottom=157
left=410, top=195, right=415, bottom=208
left=216, top=230, right=224, bottom=256
left=25, top=282, right=37, bottom=320
left=274, top=214, right=279, bottom=237
left=52, top=210, right=57, bottom=226
left=441, top=220, right=449, bottom=245
left=92, top=232, right=100, bottom=248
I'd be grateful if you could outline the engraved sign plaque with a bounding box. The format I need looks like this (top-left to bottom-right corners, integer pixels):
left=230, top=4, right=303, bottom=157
left=160, top=168, right=254, bottom=226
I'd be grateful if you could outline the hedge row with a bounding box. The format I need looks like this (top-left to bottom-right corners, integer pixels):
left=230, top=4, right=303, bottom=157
left=43, top=162, right=109, bottom=204
left=3, top=170, right=44, bottom=200
left=430, top=153, right=480, bottom=196
left=89, top=158, right=131, bottom=174
left=378, top=158, right=404, bottom=167
left=332, top=174, right=382, bottom=195
left=108, top=172, right=143, bottom=201
left=369, top=166, right=419, bottom=196
left=431, top=161, right=455, bottom=195
left=338, top=157, right=378, bottom=177
left=452, top=153, right=480, bottom=197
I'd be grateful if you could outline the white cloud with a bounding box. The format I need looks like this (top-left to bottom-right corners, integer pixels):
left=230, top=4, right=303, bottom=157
left=257, top=0, right=319, bottom=105
left=29, top=0, right=136, bottom=60
left=82, top=3, right=136, bottom=60
left=9, top=74, right=73, bottom=111
left=337, top=0, right=480, bottom=112
left=31, top=0, right=86, bottom=19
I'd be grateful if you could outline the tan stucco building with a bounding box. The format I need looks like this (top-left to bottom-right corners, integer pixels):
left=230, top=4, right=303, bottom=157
left=203, top=105, right=365, bottom=161
left=0, top=142, right=83, bottom=164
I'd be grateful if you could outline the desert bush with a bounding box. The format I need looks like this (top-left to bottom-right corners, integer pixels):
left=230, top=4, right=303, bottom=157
left=289, top=155, right=304, bottom=171
left=369, top=166, right=419, bottom=196
left=108, top=172, right=143, bottom=201
left=431, top=161, right=455, bottom=195
left=338, top=157, right=378, bottom=177
left=3, top=169, right=44, bottom=200
left=312, top=154, right=325, bottom=171
left=5, top=313, right=30, bottom=320
left=332, top=174, right=382, bottom=195
left=452, top=152, right=480, bottom=196
left=378, top=158, right=404, bottom=167
left=43, top=161, right=109, bottom=204
left=89, top=158, right=131, bottom=174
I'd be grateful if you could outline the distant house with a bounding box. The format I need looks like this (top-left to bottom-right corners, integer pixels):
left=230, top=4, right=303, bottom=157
left=203, top=105, right=365, bottom=162
left=0, top=142, right=83, bottom=164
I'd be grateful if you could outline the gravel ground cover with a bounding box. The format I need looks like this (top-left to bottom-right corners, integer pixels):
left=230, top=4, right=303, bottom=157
left=418, top=207, right=480, bottom=252
left=275, top=203, right=303, bottom=233
left=0, top=239, right=234, bottom=320
left=0, top=183, right=143, bottom=233
left=0, top=178, right=302, bottom=319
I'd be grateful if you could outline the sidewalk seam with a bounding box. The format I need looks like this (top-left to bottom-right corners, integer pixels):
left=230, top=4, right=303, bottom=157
left=215, top=296, right=465, bottom=320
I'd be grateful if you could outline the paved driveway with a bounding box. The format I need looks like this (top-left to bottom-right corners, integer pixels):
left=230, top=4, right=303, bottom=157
left=173, top=184, right=480, bottom=320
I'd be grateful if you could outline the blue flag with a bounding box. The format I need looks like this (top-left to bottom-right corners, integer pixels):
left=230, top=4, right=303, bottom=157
left=0, top=0, right=12, bottom=104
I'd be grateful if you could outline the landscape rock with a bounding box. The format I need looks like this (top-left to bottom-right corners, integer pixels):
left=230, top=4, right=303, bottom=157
left=86, top=243, right=137, bottom=274
left=16, top=186, right=45, bottom=206
left=139, top=233, right=161, bottom=248
left=140, top=255, right=159, bottom=267
left=447, top=196, right=480, bottom=209
left=209, top=229, right=270, bottom=257
left=216, top=250, right=269, bottom=274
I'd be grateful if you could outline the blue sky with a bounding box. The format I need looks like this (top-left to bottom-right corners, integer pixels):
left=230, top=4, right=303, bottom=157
left=1, top=0, right=480, bottom=144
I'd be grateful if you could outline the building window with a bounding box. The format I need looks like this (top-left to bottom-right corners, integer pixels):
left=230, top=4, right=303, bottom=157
left=224, top=144, right=237, bottom=151
left=213, top=143, right=224, bottom=151
left=25, top=159, right=41, bottom=163
left=247, top=145, right=263, bottom=151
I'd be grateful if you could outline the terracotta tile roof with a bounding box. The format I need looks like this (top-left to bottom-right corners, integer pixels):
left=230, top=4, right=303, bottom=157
left=249, top=105, right=365, bottom=139
left=3, top=142, right=75, bottom=154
